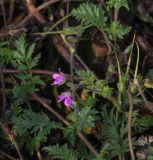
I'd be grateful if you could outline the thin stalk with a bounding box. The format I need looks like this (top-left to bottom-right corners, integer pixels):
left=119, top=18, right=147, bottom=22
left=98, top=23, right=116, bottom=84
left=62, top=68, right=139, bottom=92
left=48, top=13, right=71, bottom=31
left=134, top=42, right=140, bottom=80
left=35, top=24, right=91, bottom=35
left=114, top=50, right=122, bottom=106
left=126, top=33, right=136, bottom=76
left=128, top=91, right=135, bottom=160
left=119, top=154, right=122, bottom=160
left=70, top=51, right=75, bottom=101
left=122, top=154, right=125, bottom=160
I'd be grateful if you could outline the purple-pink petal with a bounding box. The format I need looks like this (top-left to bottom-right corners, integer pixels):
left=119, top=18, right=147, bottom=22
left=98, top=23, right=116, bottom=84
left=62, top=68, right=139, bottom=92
left=57, top=92, right=72, bottom=107
left=52, top=81, right=61, bottom=85
left=52, top=69, right=64, bottom=85
left=64, top=97, right=72, bottom=107
left=52, top=73, right=60, bottom=79
left=57, top=95, right=65, bottom=103
left=54, top=77, right=64, bottom=84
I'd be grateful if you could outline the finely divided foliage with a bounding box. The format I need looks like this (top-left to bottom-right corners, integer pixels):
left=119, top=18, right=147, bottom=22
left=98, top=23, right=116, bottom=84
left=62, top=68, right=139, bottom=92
left=72, top=3, right=131, bottom=40
left=72, top=3, right=107, bottom=27
left=12, top=35, right=41, bottom=70
left=44, top=144, right=78, bottom=160
left=12, top=110, right=63, bottom=138
left=1, top=1, right=153, bottom=160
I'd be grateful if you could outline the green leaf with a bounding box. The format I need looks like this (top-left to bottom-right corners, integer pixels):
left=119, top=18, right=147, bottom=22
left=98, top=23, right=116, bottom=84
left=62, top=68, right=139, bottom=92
left=133, top=115, right=153, bottom=133
left=13, top=74, right=44, bottom=101
left=76, top=70, right=95, bottom=87
left=72, top=3, right=107, bottom=27
left=106, top=21, right=131, bottom=40
left=65, top=97, right=98, bottom=143
left=44, top=144, right=78, bottom=160
left=101, top=107, right=130, bottom=158
left=101, top=85, right=113, bottom=97
left=0, top=42, right=13, bottom=67
left=106, top=0, right=129, bottom=10
left=62, top=26, right=84, bottom=35
left=11, top=35, right=40, bottom=70
left=12, top=110, right=63, bottom=140
left=26, top=43, right=36, bottom=59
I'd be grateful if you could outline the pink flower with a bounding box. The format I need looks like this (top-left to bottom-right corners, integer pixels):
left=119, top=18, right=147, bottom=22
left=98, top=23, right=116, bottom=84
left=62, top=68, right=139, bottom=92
left=58, top=92, right=72, bottom=107
left=52, top=68, right=65, bottom=85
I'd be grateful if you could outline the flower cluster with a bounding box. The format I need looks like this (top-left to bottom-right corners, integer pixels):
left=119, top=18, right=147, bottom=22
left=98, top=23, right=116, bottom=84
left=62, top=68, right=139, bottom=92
left=52, top=68, right=72, bottom=107
left=52, top=68, right=65, bottom=85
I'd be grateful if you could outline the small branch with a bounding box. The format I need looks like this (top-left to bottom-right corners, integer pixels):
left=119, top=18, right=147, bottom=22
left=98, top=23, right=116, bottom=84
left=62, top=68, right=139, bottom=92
left=8, top=0, right=15, bottom=23
left=99, top=28, right=112, bottom=56
left=2, top=68, right=54, bottom=75
left=17, top=0, right=84, bottom=27
left=128, top=91, right=135, bottom=160
left=0, top=0, right=7, bottom=27
left=24, top=0, right=46, bottom=23
left=52, top=35, right=83, bottom=69
left=0, top=121, right=24, bottom=160
left=31, top=93, right=69, bottom=126
left=31, top=93, right=98, bottom=157
left=36, top=149, right=42, bottom=160
left=0, top=69, right=6, bottom=119
left=1, top=68, right=72, bottom=80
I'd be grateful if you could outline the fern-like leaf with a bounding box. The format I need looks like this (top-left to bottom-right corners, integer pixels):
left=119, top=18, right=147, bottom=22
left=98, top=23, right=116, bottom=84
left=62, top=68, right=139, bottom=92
left=64, top=97, right=98, bottom=143
left=106, top=21, right=131, bottom=40
left=11, top=35, right=40, bottom=70
left=44, top=144, right=78, bottom=160
left=76, top=70, right=95, bottom=87
left=106, top=0, right=129, bottom=10
left=133, top=115, right=153, bottom=133
left=12, top=110, right=63, bottom=140
left=72, top=3, right=107, bottom=27
left=13, top=74, right=44, bottom=101
left=101, top=107, right=131, bottom=158
left=0, top=41, right=13, bottom=67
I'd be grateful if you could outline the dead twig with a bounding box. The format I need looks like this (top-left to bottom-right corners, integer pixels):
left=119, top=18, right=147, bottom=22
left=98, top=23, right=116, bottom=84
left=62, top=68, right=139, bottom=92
left=8, top=0, right=15, bottom=23
left=0, top=69, right=6, bottom=119
left=0, top=121, right=24, bottom=160
left=24, top=0, right=46, bottom=23
left=99, top=28, right=112, bottom=56
left=0, top=0, right=7, bottom=27
left=17, top=0, right=85, bottom=27
left=1, top=68, right=73, bottom=80
left=31, top=93, right=98, bottom=157
left=128, top=91, right=135, bottom=160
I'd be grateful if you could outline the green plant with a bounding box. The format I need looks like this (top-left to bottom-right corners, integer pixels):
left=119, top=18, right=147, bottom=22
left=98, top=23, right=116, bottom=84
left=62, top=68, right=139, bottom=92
left=44, top=144, right=78, bottom=160
left=71, top=2, right=131, bottom=40
left=11, top=35, right=40, bottom=70
left=1, top=1, right=153, bottom=160
left=72, top=3, right=107, bottom=27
